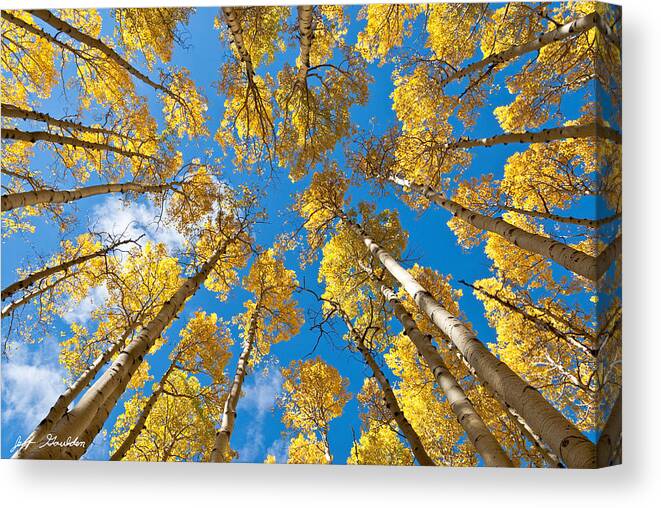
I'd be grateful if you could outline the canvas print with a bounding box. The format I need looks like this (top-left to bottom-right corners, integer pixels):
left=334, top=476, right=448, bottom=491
left=0, top=2, right=621, bottom=468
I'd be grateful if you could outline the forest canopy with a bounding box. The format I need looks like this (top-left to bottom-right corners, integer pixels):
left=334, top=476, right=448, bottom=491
left=1, top=2, right=621, bottom=468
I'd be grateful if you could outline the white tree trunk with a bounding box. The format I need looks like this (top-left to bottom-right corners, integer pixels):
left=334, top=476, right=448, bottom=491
left=321, top=428, right=332, bottom=463
left=110, top=360, right=177, bottom=461
left=439, top=12, right=619, bottom=88
left=597, top=393, right=622, bottom=467
left=460, top=280, right=596, bottom=357
left=346, top=219, right=596, bottom=468
left=210, top=312, right=258, bottom=462
left=2, top=181, right=174, bottom=212
left=381, top=286, right=513, bottom=467
left=442, top=338, right=563, bottom=468
left=2, top=127, right=157, bottom=162
left=2, top=102, right=129, bottom=139
left=221, top=7, right=255, bottom=81
left=18, top=238, right=233, bottom=459
left=499, top=205, right=620, bottom=229
left=295, top=6, right=315, bottom=85
left=1, top=272, right=74, bottom=318
left=2, top=238, right=132, bottom=300
left=1, top=10, right=76, bottom=54
left=12, top=328, right=133, bottom=458
left=596, top=234, right=622, bottom=278
left=347, top=317, right=435, bottom=466
left=73, top=375, right=131, bottom=459
left=443, top=123, right=620, bottom=149
left=27, top=9, right=176, bottom=99
left=391, top=176, right=619, bottom=282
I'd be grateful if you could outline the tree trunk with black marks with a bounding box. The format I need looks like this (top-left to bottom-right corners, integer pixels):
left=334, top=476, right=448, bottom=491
left=27, top=9, right=178, bottom=99
left=18, top=237, right=234, bottom=459
left=390, top=176, right=618, bottom=282
left=2, top=127, right=157, bottom=162
left=441, top=123, right=621, bottom=149
left=441, top=336, right=563, bottom=468
left=109, top=360, right=178, bottom=461
left=380, top=286, right=513, bottom=467
left=12, top=328, right=133, bottom=458
left=210, top=311, right=259, bottom=462
left=1, top=272, right=74, bottom=319
left=459, top=280, right=596, bottom=357
left=499, top=205, right=620, bottom=229
left=2, top=181, right=175, bottom=212
left=345, top=218, right=596, bottom=468
left=2, top=103, right=131, bottom=140
left=597, top=393, right=622, bottom=467
left=346, top=317, right=435, bottom=466
left=221, top=7, right=255, bottom=81
left=1, top=11, right=79, bottom=55
left=438, top=12, right=620, bottom=88
left=2, top=238, right=133, bottom=300
left=295, top=6, right=315, bottom=85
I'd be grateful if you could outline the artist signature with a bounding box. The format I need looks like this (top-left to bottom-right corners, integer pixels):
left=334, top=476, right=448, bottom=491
left=10, top=434, right=86, bottom=453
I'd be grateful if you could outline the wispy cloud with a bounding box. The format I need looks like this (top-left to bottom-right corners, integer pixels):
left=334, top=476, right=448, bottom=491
left=236, top=368, right=284, bottom=463
left=1, top=340, right=65, bottom=443
left=266, top=436, right=289, bottom=464
left=90, top=196, right=184, bottom=254
left=61, top=284, right=109, bottom=325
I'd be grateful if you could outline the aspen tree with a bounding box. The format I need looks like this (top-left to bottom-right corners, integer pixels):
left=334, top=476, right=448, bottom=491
left=19, top=211, right=251, bottom=459
left=296, top=169, right=597, bottom=468
left=111, top=311, right=231, bottom=461
left=280, top=357, right=350, bottom=464
left=211, top=248, right=302, bottom=461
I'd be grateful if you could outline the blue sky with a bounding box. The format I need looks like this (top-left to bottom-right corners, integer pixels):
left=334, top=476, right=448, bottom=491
left=1, top=4, right=617, bottom=463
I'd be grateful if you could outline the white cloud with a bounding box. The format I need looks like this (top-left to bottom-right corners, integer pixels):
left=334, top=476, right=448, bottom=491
left=61, top=284, right=109, bottom=325
left=241, top=368, right=284, bottom=416
left=90, top=196, right=185, bottom=254
left=236, top=368, right=283, bottom=463
left=1, top=340, right=113, bottom=460
left=266, top=436, right=289, bottom=464
left=1, top=340, right=65, bottom=441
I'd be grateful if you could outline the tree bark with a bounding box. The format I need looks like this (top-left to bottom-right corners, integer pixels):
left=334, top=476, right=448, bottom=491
left=12, top=328, right=133, bottom=458
left=295, top=6, right=315, bottom=85
left=2, top=180, right=175, bottom=212
left=444, top=338, right=563, bottom=468
left=74, top=373, right=131, bottom=459
left=595, top=234, right=622, bottom=278
left=440, top=123, right=621, bottom=150
left=27, top=9, right=178, bottom=99
left=597, top=393, right=622, bottom=467
left=381, top=286, right=513, bottom=467
left=2, top=103, right=132, bottom=140
left=347, top=319, right=435, bottom=466
left=18, top=237, right=235, bottom=459
left=109, top=360, right=178, bottom=461
left=1, top=272, right=74, bottom=319
left=221, top=7, right=255, bottom=81
left=210, top=312, right=259, bottom=462
left=1, top=10, right=79, bottom=55
left=593, top=12, right=622, bottom=49
left=438, top=12, right=620, bottom=89
left=321, top=428, right=332, bottom=463
left=391, top=176, right=618, bottom=282
left=2, top=238, right=133, bottom=300
left=345, top=218, right=597, bottom=468
left=2, top=127, right=157, bottom=162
